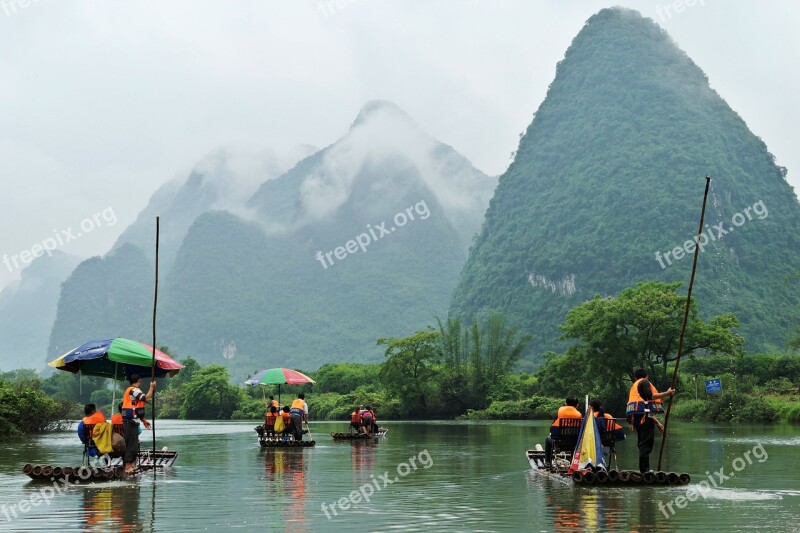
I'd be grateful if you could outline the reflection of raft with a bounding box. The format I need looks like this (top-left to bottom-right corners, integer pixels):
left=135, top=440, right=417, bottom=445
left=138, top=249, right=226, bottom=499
left=259, top=440, right=316, bottom=447
left=526, top=449, right=691, bottom=486
left=330, top=428, right=388, bottom=439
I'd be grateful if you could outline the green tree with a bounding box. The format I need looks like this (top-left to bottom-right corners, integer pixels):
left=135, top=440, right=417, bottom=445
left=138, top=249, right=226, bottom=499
left=179, top=365, right=244, bottom=419
left=378, top=329, right=441, bottom=411
left=539, top=281, right=743, bottom=411
left=437, top=314, right=531, bottom=411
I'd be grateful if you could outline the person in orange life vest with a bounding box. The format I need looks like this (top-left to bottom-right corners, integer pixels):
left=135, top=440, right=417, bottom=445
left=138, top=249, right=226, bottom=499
left=590, top=399, right=625, bottom=465
left=83, top=403, right=106, bottom=425
left=543, top=397, right=583, bottom=467
left=111, top=402, right=123, bottom=426
left=280, top=405, right=292, bottom=440
left=265, top=406, right=279, bottom=435
left=121, top=374, right=156, bottom=474
left=290, top=393, right=308, bottom=441
left=590, top=400, right=625, bottom=441
left=350, top=407, right=361, bottom=433
left=268, top=395, right=279, bottom=410
left=626, top=368, right=675, bottom=473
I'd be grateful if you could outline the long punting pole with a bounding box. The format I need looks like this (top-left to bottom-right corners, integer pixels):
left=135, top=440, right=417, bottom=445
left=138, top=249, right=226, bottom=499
left=657, top=177, right=711, bottom=471
left=151, top=216, right=160, bottom=456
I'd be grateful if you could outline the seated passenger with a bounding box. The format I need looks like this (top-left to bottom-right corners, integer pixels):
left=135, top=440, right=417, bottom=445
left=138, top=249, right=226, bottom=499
left=368, top=407, right=378, bottom=434
left=349, top=407, right=361, bottom=433
left=77, top=404, right=108, bottom=464
left=111, top=402, right=123, bottom=426
left=591, top=400, right=625, bottom=465
left=590, top=400, right=625, bottom=441
left=280, top=406, right=292, bottom=440
left=265, top=406, right=279, bottom=436
left=543, top=397, right=582, bottom=467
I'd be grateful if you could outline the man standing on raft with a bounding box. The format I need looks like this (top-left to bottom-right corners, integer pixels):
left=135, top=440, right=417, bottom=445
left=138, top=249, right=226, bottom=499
left=626, top=368, right=675, bottom=473
left=122, top=374, right=156, bottom=475
left=290, top=393, right=308, bottom=442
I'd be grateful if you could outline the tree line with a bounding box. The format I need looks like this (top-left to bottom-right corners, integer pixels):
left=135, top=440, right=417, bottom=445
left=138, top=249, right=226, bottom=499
left=3, top=280, right=799, bottom=435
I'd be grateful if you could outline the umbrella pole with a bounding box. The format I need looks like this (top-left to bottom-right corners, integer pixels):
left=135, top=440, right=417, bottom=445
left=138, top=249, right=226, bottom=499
left=150, top=216, right=160, bottom=457
left=110, top=362, right=118, bottom=421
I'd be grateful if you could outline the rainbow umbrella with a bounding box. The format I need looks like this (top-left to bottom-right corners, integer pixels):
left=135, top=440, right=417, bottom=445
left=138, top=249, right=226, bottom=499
left=48, top=338, right=184, bottom=380
left=244, top=367, right=316, bottom=406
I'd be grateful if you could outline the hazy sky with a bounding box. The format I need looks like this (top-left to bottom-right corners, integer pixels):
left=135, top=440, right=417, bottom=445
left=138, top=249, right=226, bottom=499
left=1, top=0, right=798, bottom=290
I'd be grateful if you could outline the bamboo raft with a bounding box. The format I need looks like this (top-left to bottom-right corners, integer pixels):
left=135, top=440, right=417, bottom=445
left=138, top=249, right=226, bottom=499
left=526, top=449, right=690, bottom=486
left=22, top=450, right=178, bottom=483
left=24, top=464, right=128, bottom=482
left=330, top=428, right=388, bottom=440
left=259, top=439, right=316, bottom=447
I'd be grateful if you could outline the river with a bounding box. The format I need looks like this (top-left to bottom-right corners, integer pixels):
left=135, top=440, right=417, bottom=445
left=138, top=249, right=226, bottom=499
left=0, top=420, right=798, bottom=531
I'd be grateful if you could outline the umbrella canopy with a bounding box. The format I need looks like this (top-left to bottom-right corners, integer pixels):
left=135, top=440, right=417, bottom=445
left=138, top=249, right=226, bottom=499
left=48, top=338, right=183, bottom=380
left=244, top=367, right=316, bottom=386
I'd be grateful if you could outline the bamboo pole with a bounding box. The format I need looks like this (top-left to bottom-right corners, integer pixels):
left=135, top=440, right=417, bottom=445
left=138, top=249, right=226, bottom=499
left=657, top=177, right=711, bottom=471
left=151, top=216, right=160, bottom=456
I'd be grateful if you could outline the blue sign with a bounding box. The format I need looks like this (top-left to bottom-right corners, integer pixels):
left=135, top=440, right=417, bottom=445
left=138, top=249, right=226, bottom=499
left=705, top=378, right=722, bottom=394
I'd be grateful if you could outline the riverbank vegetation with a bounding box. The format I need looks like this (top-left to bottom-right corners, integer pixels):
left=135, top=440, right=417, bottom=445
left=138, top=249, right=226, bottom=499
left=5, top=281, right=799, bottom=432
left=0, top=370, right=74, bottom=436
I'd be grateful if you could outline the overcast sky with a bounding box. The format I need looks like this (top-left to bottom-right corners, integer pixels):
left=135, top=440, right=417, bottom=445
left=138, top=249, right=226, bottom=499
left=1, top=0, right=798, bottom=290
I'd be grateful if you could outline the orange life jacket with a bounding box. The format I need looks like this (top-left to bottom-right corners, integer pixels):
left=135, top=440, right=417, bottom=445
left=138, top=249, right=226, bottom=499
left=111, top=413, right=123, bottom=425
left=593, top=411, right=623, bottom=431
left=82, top=411, right=106, bottom=426
left=122, top=386, right=146, bottom=419
left=550, top=405, right=582, bottom=430
left=626, top=378, right=664, bottom=415
left=350, top=411, right=360, bottom=424
left=269, top=399, right=279, bottom=409
left=265, top=412, right=277, bottom=427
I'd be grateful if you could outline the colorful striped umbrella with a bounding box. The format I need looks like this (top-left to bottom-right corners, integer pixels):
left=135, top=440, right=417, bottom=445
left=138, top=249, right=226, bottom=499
left=244, top=367, right=315, bottom=406
left=48, top=338, right=184, bottom=380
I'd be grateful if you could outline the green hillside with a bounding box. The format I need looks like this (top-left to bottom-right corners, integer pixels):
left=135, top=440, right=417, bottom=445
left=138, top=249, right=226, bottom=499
left=450, top=8, right=800, bottom=365
left=47, top=244, right=153, bottom=358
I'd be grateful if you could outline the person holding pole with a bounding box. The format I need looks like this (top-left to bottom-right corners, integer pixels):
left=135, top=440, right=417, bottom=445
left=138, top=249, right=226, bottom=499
left=290, top=393, right=308, bottom=442
left=122, top=374, right=156, bottom=475
left=626, top=368, right=674, bottom=473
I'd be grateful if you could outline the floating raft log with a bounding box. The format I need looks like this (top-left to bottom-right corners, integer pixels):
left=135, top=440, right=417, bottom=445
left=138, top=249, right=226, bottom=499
left=330, top=428, right=388, bottom=440
left=23, top=464, right=127, bottom=482
left=526, top=450, right=690, bottom=486
left=259, top=439, right=316, bottom=447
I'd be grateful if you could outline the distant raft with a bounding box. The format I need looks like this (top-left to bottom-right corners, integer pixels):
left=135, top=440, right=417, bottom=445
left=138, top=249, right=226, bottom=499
left=330, top=428, right=388, bottom=440
left=526, top=449, right=690, bottom=486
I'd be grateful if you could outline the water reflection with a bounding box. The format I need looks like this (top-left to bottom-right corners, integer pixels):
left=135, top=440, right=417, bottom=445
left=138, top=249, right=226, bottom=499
left=80, top=484, right=142, bottom=532
left=350, top=440, right=377, bottom=483
left=261, top=448, right=310, bottom=532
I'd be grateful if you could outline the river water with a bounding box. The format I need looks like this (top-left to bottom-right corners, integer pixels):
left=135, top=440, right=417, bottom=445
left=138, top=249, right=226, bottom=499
left=0, top=420, right=798, bottom=532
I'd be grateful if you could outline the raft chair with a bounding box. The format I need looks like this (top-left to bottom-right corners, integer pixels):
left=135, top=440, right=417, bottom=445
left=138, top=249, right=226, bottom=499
left=596, top=418, right=620, bottom=469
left=80, top=423, right=125, bottom=465
left=552, top=418, right=583, bottom=459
